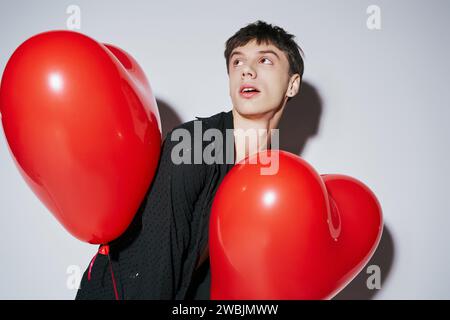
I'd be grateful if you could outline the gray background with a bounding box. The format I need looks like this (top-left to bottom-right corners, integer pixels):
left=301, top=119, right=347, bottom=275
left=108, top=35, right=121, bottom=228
left=0, top=0, right=449, bottom=299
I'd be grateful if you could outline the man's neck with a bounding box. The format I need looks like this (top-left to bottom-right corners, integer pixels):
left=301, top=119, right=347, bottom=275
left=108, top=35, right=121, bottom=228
left=232, top=105, right=284, bottom=163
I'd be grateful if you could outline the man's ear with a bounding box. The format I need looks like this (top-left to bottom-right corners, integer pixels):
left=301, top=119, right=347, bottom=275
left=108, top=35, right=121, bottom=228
left=287, top=73, right=301, bottom=97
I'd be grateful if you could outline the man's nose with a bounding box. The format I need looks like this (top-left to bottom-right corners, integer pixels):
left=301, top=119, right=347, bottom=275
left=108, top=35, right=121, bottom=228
left=241, top=65, right=256, bottom=79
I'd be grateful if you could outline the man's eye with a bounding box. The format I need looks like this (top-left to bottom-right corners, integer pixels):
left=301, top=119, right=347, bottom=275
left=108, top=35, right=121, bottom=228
left=233, top=59, right=242, bottom=66
left=261, top=57, right=272, bottom=64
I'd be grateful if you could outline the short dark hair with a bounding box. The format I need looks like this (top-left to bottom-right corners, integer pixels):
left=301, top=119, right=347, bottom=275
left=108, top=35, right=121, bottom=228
left=224, top=20, right=305, bottom=80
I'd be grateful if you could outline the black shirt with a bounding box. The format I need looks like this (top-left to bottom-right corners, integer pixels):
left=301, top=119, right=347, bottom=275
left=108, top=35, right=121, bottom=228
left=75, top=110, right=235, bottom=300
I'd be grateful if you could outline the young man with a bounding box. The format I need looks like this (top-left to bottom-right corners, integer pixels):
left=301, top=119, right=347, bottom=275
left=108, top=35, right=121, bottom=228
left=75, top=20, right=304, bottom=300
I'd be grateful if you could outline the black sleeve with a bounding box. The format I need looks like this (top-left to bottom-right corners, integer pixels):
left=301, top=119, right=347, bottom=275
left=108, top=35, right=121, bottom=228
left=75, top=124, right=208, bottom=300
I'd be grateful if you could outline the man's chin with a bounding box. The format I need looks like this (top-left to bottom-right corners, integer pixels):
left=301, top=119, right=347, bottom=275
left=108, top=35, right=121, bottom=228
left=234, top=103, right=274, bottom=118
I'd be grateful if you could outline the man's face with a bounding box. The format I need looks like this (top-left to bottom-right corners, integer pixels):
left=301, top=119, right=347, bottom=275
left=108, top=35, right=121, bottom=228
left=228, top=39, right=295, bottom=119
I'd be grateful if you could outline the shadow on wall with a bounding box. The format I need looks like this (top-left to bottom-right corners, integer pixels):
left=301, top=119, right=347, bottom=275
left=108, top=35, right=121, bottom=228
left=333, top=224, right=395, bottom=300
left=278, top=81, right=323, bottom=156
left=156, top=98, right=183, bottom=140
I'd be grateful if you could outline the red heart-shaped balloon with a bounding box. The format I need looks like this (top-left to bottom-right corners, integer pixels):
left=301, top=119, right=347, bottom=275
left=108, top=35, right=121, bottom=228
left=0, top=31, right=161, bottom=244
left=209, top=150, right=383, bottom=299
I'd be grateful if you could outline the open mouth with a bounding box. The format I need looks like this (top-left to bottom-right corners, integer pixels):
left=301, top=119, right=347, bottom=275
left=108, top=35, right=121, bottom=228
left=239, top=86, right=261, bottom=99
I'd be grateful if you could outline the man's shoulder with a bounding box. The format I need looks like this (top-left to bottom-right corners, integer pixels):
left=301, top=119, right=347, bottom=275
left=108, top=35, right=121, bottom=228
left=168, top=110, right=230, bottom=136
left=194, top=110, right=229, bottom=127
left=161, top=111, right=229, bottom=171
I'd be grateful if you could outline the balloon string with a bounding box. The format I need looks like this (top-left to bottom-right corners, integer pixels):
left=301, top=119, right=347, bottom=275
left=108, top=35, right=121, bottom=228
left=87, top=252, right=99, bottom=281
left=87, top=244, right=119, bottom=300
left=88, top=244, right=108, bottom=281
left=107, top=253, right=120, bottom=300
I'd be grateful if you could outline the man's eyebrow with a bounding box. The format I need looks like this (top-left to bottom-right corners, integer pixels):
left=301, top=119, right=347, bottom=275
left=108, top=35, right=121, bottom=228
left=230, top=50, right=280, bottom=60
